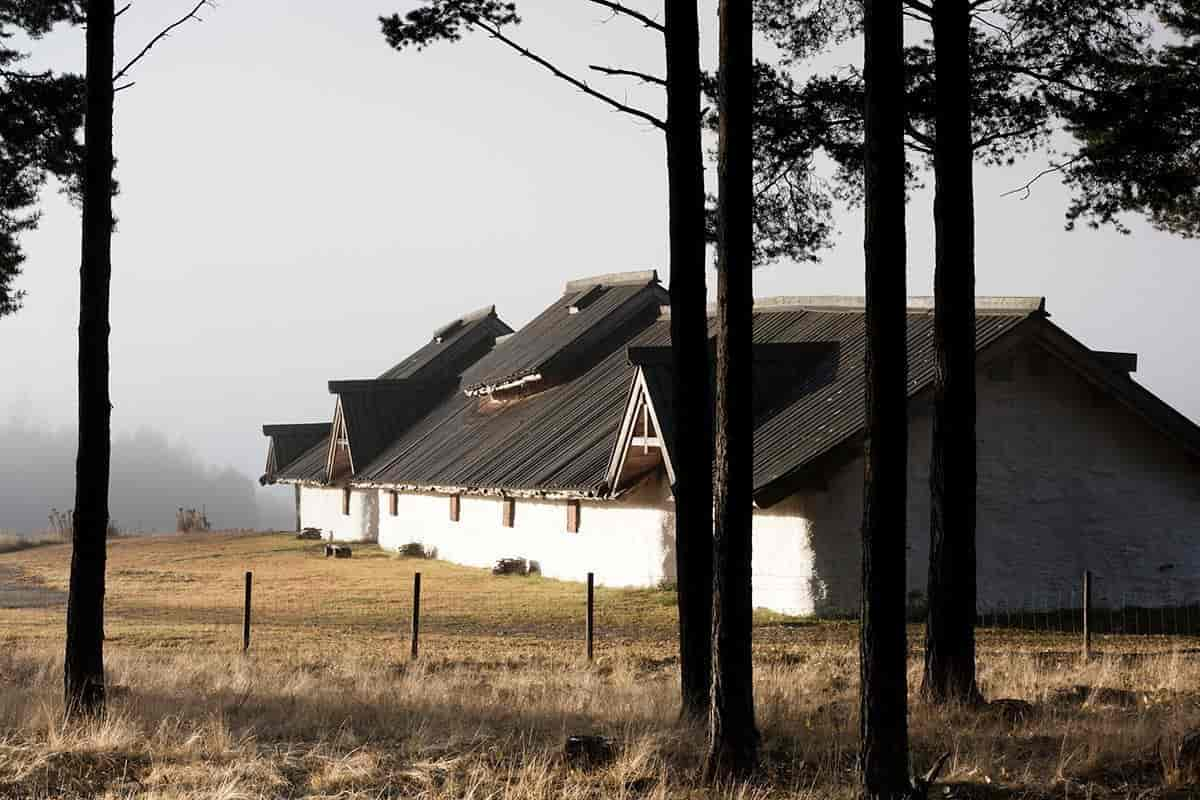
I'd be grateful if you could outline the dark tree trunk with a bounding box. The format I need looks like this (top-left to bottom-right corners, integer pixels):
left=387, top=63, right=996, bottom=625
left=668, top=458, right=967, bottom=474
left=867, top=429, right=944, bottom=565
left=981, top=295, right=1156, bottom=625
left=860, top=0, right=911, bottom=796
left=922, top=0, right=981, bottom=707
left=664, top=0, right=714, bottom=722
left=64, top=0, right=114, bottom=720
left=704, top=0, right=757, bottom=780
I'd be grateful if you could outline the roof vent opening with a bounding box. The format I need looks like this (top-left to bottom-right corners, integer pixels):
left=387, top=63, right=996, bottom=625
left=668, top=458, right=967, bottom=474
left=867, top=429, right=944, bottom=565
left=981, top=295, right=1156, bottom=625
left=432, top=318, right=464, bottom=344
left=1094, top=351, right=1138, bottom=374
left=566, top=285, right=605, bottom=315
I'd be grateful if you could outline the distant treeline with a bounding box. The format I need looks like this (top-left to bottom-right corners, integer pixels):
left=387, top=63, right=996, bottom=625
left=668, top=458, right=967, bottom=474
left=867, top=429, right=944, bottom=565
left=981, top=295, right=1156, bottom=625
left=0, top=420, right=292, bottom=535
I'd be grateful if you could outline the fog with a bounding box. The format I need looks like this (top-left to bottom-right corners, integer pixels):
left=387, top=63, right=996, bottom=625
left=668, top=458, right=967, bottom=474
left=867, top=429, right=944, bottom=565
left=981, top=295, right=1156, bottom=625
left=0, top=416, right=294, bottom=536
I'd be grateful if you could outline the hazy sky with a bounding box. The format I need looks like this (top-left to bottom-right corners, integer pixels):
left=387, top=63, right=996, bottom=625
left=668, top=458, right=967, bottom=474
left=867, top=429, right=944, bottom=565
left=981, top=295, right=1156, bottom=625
left=1, top=0, right=1197, bottom=488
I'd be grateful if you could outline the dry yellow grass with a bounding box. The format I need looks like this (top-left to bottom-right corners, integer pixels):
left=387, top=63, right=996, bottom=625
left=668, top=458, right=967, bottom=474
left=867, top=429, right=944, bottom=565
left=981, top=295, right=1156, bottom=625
left=0, top=532, right=1198, bottom=798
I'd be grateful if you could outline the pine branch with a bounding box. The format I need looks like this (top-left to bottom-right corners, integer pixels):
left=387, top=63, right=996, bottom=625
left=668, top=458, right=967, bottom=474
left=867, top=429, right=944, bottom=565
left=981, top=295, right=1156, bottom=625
left=112, top=0, right=210, bottom=83
left=588, top=64, right=666, bottom=86
left=981, top=63, right=1100, bottom=97
left=972, top=122, right=1042, bottom=151
left=469, top=16, right=665, bottom=129
left=1001, top=155, right=1084, bottom=199
left=905, top=120, right=935, bottom=148
left=584, top=0, right=664, bottom=33
left=0, top=68, right=53, bottom=81
left=902, top=0, right=934, bottom=21
left=971, top=12, right=1016, bottom=47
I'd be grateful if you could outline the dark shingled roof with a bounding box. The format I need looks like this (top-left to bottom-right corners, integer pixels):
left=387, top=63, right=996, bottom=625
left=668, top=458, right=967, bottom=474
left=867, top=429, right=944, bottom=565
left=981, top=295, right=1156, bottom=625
left=331, top=378, right=460, bottom=477
left=261, top=423, right=331, bottom=484
left=378, top=306, right=512, bottom=382
left=354, top=274, right=667, bottom=494
left=270, top=433, right=331, bottom=485
left=461, top=270, right=660, bottom=395
left=629, top=298, right=1044, bottom=505
left=265, top=306, right=513, bottom=486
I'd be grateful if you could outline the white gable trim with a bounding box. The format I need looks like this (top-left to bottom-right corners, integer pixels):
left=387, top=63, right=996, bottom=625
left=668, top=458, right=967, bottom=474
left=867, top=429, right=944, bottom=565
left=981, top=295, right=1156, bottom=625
left=325, top=397, right=354, bottom=482
left=605, top=367, right=676, bottom=494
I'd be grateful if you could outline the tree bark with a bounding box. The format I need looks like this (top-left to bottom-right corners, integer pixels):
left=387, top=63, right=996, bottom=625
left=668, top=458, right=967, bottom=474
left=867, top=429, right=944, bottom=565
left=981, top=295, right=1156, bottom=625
left=923, top=0, right=981, bottom=707
left=664, top=0, right=714, bottom=721
left=860, top=0, right=911, bottom=795
left=704, top=0, right=757, bottom=780
left=64, top=0, right=114, bottom=720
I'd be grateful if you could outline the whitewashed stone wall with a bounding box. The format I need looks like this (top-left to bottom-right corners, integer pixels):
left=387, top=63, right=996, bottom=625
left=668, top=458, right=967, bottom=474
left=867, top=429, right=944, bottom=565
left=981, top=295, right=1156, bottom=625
left=298, top=485, right=378, bottom=542
left=749, top=496, right=821, bottom=616
left=378, top=474, right=676, bottom=588
left=802, top=341, right=1200, bottom=615
left=375, top=472, right=818, bottom=614
left=972, top=344, right=1200, bottom=610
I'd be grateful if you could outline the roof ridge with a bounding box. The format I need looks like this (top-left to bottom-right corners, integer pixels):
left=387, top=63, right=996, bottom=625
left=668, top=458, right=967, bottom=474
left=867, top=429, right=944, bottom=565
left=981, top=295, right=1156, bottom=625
left=656, top=296, right=1047, bottom=318
left=752, top=295, right=1047, bottom=314
left=564, top=269, right=658, bottom=293
left=459, top=304, right=497, bottom=323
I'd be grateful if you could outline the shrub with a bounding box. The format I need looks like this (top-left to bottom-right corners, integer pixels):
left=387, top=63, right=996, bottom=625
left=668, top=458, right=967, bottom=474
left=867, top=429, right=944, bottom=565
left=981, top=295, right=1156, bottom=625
left=398, top=542, right=435, bottom=559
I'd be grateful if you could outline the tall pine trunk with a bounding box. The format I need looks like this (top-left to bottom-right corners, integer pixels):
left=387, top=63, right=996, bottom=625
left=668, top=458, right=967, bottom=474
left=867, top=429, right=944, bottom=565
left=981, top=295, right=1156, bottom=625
left=664, top=0, right=714, bottom=721
left=860, top=0, right=910, bottom=795
left=705, top=0, right=757, bottom=779
left=922, top=0, right=980, bottom=707
left=64, top=0, right=114, bottom=720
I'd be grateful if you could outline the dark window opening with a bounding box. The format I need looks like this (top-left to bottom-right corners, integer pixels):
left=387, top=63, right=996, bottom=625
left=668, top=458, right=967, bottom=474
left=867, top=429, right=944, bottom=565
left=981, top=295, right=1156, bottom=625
left=502, top=497, right=515, bottom=528
left=450, top=494, right=461, bottom=522
left=566, top=285, right=605, bottom=314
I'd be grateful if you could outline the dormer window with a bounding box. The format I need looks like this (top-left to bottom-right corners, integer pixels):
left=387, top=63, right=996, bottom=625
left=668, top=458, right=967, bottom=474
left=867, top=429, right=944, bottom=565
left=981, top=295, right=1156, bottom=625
left=432, top=318, right=463, bottom=344
left=566, top=285, right=605, bottom=315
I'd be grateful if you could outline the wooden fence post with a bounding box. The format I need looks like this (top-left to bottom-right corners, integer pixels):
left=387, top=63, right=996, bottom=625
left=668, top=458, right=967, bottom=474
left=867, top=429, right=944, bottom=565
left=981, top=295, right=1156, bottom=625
left=411, top=572, right=421, bottom=660
left=1082, top=570, right=1092, bottom=660
left=243, top=571, right=252, bottom=652
left=586, top=572, right=594, bottom=662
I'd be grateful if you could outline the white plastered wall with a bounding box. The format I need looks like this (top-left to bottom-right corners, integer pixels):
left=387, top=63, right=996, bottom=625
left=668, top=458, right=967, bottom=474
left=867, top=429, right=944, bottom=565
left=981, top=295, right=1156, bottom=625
left=750, top=496, right=821, bottom=616
left=377, top=473, right=677, bottom=588
left=375, top=470, right=819, bottom=614
left=969, top=344, right=1200, bottom=611
left=298, top=485, right=379, bottom=542
left=800, top=340, right=1200, bottom=615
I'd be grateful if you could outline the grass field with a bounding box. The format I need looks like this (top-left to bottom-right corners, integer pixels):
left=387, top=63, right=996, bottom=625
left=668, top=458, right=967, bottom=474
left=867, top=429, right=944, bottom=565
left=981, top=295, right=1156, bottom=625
left=1, top=532, right=1198, bottom=798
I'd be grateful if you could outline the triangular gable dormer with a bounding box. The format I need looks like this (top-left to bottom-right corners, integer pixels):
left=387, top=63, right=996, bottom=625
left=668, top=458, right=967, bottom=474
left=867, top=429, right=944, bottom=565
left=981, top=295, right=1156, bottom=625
left=327, top=398, right=353, bottom=483
left=606, top=367, right=676, bottom=494
left=261, top=422, right=332, bottom=485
